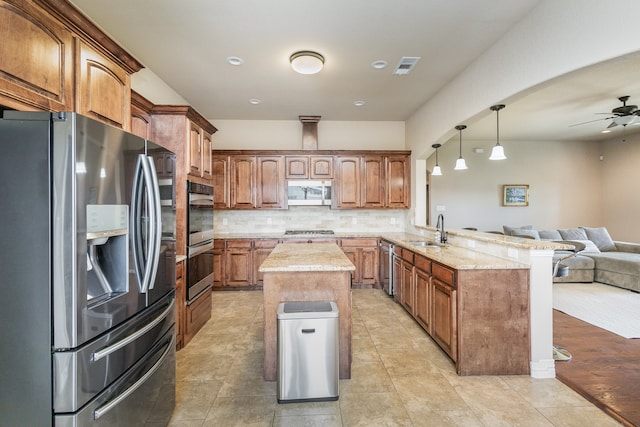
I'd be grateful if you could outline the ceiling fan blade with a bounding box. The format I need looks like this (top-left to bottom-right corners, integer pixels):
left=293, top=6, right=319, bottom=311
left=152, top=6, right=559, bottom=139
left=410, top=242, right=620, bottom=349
left=568, top=116, right=613, bottom=127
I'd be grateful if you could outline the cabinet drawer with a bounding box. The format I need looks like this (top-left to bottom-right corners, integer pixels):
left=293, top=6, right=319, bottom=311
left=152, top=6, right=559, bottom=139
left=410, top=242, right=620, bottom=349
left=340, top=238, right=378, bottom=247
left=214, top=239, right=225, bottom=249
left=414, top=254, right=431, bottom=273
left=226, top=239, right=252, bottom=249
left=253, top=239, right=280, bottom=249
left=433, top=263, right=455, bottom=286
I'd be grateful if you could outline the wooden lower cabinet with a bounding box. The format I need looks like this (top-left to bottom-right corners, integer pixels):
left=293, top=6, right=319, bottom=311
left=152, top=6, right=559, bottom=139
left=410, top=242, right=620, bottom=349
left=212, top=239, right=225, bottom=288
left=395, top=246, right=530, bottom=376
left=339, top=238, right=379, bottom=287
left=175, top=259, right=185, bottom=350
left=253, top=239, right=280, bottom=287
left=225, top=239, right=253, bottom=287
left=184, top=287, right=212, bottom=346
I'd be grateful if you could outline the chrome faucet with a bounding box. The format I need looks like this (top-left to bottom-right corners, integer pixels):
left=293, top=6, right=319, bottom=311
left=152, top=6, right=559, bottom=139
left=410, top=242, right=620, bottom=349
left=435, top=214, right=447, bottom=244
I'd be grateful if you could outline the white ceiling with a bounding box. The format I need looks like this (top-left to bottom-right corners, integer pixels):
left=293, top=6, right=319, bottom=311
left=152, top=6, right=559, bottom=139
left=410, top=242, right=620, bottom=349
left=69, top=0, right=640, bottom=143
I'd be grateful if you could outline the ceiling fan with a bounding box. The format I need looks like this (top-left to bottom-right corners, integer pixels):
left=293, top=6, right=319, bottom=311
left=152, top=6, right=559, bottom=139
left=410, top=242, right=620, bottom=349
left=571, top=96, right=640, bottom=129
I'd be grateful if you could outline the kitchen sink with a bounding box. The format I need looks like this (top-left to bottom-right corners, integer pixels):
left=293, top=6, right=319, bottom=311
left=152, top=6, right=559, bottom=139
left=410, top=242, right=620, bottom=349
left=406, top=241, right=441, bottom=247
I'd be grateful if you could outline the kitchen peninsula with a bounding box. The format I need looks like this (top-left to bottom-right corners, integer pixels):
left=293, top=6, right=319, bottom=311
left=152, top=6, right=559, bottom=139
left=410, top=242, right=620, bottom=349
left=259, top=243, right=355, bottom=381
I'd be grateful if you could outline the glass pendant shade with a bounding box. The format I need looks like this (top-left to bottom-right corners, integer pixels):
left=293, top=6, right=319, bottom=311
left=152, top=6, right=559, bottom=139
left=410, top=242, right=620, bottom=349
left=489, top=144, right=506, bottom=160
left=454, top=157, right=467, bottom=170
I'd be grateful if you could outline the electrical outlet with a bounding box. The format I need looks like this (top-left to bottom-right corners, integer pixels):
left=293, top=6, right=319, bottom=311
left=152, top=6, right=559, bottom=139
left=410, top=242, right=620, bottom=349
left=508, top=248, right=518, bottom=259
left=390, top=217, right=396, bottom=225
left=352, top=217, right=357, bottom=225
left=222, top=218, right=228, bottom=225
left=267, top=217, right=272, bottom=225
left=467, top=240, right=475, bottom=248
left=436, top=205, right=446, bottom=212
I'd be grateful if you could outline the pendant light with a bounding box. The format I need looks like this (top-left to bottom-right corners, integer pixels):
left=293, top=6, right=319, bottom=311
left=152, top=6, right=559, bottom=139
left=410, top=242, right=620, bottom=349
left=489, top=104, right=507, bottom=160
left=431, top=143, right=442, bottom=176
left=454, top=125, right=468, bottom=170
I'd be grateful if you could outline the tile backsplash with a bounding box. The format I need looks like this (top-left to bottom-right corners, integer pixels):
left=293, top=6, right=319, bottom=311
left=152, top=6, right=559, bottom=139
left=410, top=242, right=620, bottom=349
left=214, top=206, right=407, bottom=234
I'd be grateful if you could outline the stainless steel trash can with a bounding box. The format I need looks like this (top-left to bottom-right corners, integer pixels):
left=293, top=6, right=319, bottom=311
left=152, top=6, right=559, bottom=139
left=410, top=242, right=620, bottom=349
left=277, top=301, right=339, bottom=403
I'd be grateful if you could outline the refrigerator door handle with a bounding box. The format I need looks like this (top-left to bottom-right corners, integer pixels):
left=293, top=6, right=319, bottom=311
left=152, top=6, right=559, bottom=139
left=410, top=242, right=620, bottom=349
left=131, top=154, right=148, bottom=293
left=93, top=333, right=175, bottom=420
left=144, top=155, right=162, bottom=291
left=90, top=298, right=175, bottom=362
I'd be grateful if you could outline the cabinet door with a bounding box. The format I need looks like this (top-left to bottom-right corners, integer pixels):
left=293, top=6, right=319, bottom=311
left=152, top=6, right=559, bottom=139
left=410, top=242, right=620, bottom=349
left=188, top=122, right=202, bottom=177
left=77, top=40, right=131, bottom=130
left=211, top=155, right=230, bottom=209
left=341, top=247, right=358, bottom=283
left=432, top=277, right=456, bottom=361
left=360, top=247, right=379, bottom=285
left=252, top=239, right=280, bottom=287
left=393, top=256, right=403, bottom=304
left=414, top=267, right=431, bottom=331
left=202, top=131, right=213, bottom=180
left=334, top=156, right=360, bottom=208
left=361, top=155, right=385, bottom=208
left=386, top=155, right=410, bottom=208
left=230, top=156, right=256, bottom=209
left=256, top=156, right=286, bottom=209
left=225, top=241, right=252, bottom=286
left=175, top=259, right=185, bottom=350
left=212, top=240, right=225, bottom=288
left=401, top=260, right=415, bottom=314
left=0, top=1, right=74, bottom=111
left=310, top=156, right=333, bottom=179
left=285, top=156, right=309, bottom=179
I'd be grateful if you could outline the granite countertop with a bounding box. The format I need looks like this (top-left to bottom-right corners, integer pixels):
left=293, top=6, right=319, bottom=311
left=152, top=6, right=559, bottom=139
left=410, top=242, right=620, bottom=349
left=258, top=242, right=356, bottom=272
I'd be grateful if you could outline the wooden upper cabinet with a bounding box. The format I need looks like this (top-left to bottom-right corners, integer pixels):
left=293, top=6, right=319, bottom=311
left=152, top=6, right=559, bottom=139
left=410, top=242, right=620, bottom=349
left=130, top=91, right=153, bottom=139
left=0, top=0, right=74, bottom=111
left=310, top=156, right=333, bottom=179
left=285, top=156, right=309, bottom=179
left=202, top=132, right=213, bottom=180
left=361, top=155, right=385, bottom=208
left=230, top=155, right=256, bottom=209
left=334, top=156, right=360, bottom=209
left=188, top=122, right=203, bottom=176
left=386, top=155, right=410, bottom=208
left=256, top=156, right=286, bottom=209
left=211, top=154, right=230, bottom=209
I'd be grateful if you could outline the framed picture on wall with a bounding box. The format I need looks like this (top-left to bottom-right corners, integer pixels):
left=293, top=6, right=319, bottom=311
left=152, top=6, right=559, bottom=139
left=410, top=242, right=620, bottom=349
left=503, top=184, right=529, bottom=206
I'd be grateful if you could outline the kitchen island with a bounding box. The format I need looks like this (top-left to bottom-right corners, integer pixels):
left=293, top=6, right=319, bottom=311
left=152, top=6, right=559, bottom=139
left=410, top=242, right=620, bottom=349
left=259, top=243, right=355, bottom=381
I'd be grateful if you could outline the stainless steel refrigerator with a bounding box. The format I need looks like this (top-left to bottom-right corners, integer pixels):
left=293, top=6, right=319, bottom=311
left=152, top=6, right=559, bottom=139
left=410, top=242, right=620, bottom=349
left=0, top=112, right=176, bottom=426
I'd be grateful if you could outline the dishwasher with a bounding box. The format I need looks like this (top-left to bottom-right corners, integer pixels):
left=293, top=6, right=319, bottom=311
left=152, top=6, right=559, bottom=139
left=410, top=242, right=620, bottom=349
left=277, top=301, right=339, bottom=403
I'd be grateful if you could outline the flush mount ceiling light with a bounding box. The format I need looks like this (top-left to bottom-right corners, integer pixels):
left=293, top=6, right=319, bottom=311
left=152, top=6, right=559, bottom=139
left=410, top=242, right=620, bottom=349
left=454, top=125, right=468, bottom=170
left=431, top=143, right=442, bottom=176
left=371, top=60, right=388, bottom=70
left=290, top=51, right=324, bottom=74
left=227, top=56, right=244, bottom=66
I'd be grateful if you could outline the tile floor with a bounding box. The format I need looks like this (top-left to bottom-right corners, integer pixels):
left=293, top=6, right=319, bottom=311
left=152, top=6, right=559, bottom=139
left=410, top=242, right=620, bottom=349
left=170, top=289, right=622, bottom=426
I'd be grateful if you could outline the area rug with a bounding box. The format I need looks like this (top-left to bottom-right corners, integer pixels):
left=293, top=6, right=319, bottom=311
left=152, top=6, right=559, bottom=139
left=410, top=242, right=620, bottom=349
left=553, top=282, right=640, bottom=339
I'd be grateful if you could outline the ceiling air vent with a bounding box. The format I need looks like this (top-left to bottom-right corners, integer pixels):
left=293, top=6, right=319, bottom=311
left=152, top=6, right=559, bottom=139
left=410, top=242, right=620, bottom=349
left=393, top=57, right=421, bottom=75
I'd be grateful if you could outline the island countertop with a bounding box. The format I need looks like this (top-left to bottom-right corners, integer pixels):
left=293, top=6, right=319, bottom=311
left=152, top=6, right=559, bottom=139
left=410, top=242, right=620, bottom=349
left=258, top=242, right=356, bottom=273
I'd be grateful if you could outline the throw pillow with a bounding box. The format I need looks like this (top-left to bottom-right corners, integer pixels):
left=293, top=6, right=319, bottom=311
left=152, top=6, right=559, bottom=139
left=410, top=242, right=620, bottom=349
left=558, top=228, right=588, bottom=240
left=539, top=229, right=562, bottom=240
left=580, top=226, right=617, bottom=252
left=510, top=229, right=540, bottom=239
left=567, top=239, right=600, bottom=253
left=503, top=225, right=533, bottom=236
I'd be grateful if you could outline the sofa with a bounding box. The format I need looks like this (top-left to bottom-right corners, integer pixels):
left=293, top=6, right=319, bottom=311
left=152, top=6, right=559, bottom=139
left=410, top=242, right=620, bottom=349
left=503, top=225, right=640, bottom=292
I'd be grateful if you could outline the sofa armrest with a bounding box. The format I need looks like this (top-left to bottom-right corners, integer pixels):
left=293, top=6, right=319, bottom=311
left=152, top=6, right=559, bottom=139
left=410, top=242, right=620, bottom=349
left=614, top=241, right=640, bottom=254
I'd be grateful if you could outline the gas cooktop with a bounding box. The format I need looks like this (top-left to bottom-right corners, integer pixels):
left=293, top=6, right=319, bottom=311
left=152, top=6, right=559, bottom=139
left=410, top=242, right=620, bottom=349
left=284, top=229, right=335, bottom=235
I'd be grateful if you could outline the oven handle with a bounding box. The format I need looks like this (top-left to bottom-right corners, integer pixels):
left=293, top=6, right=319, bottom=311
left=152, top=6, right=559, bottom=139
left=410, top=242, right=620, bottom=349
left=189, top=240, right=214, bottom=258
left=91, top=297, right=175, bottom=362
left=93, top=332, right=175, bottom=420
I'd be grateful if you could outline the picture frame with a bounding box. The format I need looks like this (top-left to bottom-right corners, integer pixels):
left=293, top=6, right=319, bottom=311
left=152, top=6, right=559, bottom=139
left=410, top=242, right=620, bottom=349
left=503, top=184, right=529, bottom=207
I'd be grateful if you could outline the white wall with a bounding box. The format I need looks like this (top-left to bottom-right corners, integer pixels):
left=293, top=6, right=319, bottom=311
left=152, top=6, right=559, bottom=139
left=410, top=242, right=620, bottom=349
left=211, top=119, right=405, bottom=151
left=601, top=133, right=640, bottom=241
left=426, top=139, right=603, bottom=232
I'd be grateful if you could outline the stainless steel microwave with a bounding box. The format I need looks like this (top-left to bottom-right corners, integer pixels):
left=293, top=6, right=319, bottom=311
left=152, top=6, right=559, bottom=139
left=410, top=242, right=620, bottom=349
left=287, top=180, right=332, bottom=206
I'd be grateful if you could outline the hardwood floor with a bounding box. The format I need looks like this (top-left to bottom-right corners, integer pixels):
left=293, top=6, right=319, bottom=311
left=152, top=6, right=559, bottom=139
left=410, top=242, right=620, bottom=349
left=554, top=310, right=640, bottom=427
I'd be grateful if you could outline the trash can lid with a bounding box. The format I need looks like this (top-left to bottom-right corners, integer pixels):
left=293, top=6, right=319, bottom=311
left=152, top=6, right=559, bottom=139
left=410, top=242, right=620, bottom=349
left=277, top=301, right=339, bottom=319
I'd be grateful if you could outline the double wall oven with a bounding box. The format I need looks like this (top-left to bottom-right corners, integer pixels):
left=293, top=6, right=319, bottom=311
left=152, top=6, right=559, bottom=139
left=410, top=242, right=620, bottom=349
left=186, top=181, right=214, bottom=303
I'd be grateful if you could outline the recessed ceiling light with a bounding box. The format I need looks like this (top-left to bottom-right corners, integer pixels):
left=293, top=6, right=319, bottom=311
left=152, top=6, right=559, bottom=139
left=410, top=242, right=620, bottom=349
left=249, top=98, right=261, bottom=105
left=353, top=100, right=365, bottom=107
left=371, top=60, right=388, bottom=70
left=227, top=56, right=244, bottom=66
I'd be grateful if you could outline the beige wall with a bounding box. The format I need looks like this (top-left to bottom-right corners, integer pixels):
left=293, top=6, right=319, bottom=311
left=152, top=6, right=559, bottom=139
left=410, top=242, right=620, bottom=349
left=601, top=133, right=640, bottom=242
left=210, top=120, right=405, bottom=150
